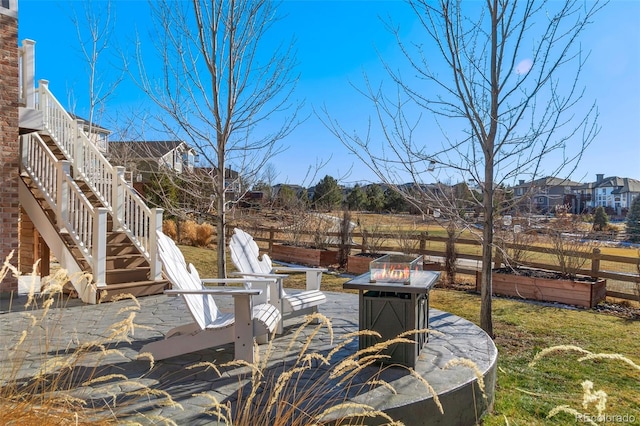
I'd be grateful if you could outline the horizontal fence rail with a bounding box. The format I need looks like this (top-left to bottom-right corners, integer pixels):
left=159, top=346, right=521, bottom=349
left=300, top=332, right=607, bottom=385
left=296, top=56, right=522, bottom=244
left=221, top=225, right=639, bottom=302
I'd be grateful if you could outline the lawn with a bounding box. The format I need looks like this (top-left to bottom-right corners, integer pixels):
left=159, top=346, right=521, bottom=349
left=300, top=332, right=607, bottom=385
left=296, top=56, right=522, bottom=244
left=182, top=244, right=640, bottom=425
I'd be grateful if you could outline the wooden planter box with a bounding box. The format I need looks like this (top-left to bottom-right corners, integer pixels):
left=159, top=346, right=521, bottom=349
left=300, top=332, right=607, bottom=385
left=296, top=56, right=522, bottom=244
left=347, top=255, right=441, bottom=276
left=271, top=244, right=338, bottom=267
left=346, top=254, right=381, bottom=275
left=423, top=261, right=441, bottom=271
left=476, top=270, right=607, bottom=308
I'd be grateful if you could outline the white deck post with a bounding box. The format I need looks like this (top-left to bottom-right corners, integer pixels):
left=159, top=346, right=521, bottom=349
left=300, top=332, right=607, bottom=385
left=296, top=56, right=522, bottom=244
left=112, top=166, right=125, bottom=230
left=92, top=207, right=108, bottom=287
left=56, top=160, right=71, bottom=231
left=149, top=208, right=164, bottom=281
left=74, top=118, right=84, bottom=175
left=38, top=80, right=49, bottom=124
left=19, top=134, right=29, bottom=175
left=20, top=39, right=36, bottom=108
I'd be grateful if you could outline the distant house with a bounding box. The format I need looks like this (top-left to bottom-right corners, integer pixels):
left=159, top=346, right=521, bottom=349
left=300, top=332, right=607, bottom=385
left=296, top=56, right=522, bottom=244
left=69, top=113, right=111, bottom=153
left=108, top=140, right=198, bottom=183
left=512, top=177, right=583, bottom=214
left=589, top=174, right=640, bottom=215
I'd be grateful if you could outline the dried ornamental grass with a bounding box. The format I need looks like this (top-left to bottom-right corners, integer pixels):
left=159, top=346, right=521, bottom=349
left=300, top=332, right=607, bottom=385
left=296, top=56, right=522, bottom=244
left=0, top=254, right=175, bottom=425
left=530, top=345, right=639, bottom=424
left=185, top=313, right=487, bottom=425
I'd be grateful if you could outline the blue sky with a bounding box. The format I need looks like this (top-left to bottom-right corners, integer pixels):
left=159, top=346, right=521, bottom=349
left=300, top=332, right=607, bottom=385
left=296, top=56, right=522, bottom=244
left=18, top=0, right=640, bottom=187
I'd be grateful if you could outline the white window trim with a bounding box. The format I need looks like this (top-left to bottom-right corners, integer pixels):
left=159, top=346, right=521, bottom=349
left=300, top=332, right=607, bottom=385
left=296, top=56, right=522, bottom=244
left=0, top=0, right=17, bottom=18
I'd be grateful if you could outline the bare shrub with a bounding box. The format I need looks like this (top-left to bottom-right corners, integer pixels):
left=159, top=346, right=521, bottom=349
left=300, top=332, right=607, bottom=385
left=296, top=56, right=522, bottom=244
left=494, top=220, right=538, bottom=269
left=282, top=209, right=313, bottom=247
left=395, top=223, right=419, bottom=255
left=362, top=221, right=387, bottom=254
left=311, top=215, right=334, bottom=250
left=545, top=216, right=594, bottom=279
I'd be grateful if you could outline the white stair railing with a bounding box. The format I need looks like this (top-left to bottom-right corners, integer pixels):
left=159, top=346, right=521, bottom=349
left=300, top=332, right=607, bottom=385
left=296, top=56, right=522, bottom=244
left=37, top=80, right=162, bottom=280
left=20, top=133, right=107, bottom=286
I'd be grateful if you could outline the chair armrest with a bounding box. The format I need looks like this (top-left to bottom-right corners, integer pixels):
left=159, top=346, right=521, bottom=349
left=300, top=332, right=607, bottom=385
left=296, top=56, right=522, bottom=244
left=272, top=266, right=328, bottom=273
left=229, top=271, right=289, bottom=279
left=199, top=277, right=276, bottom=285
left=164, top=288, right=262, bottom=297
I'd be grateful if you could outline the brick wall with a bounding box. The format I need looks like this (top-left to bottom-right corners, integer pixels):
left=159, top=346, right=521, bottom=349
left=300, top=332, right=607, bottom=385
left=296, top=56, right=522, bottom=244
left=18, top=208, right=35, bottom=274
left=0, top=12, right=20, bottom=293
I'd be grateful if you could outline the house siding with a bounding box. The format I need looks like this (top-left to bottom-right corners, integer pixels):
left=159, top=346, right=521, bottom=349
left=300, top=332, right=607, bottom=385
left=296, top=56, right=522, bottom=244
left=0, top=11, right=19, bottom=292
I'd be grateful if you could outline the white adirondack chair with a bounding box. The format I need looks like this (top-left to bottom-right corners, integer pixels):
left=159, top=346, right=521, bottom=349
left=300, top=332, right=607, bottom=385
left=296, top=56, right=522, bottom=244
left=140, top=231, right=281, bottom=362
left=229, top=228, right=327, bottom=334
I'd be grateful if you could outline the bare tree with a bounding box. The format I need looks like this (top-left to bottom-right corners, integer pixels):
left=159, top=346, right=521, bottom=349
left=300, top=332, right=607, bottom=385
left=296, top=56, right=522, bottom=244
left=323, top=0, right=603, bottom=336
left=70, top=0, right=123, bottom=139
left=130, top=0, right=300, bottom=276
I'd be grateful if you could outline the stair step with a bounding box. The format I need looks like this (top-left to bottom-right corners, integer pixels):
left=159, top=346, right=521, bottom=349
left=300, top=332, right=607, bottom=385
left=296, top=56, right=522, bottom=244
left=106, top=244, right=143, bottom=256
left=106, top=267, right=150, bottom=284
left=107, top=232, right=134, bottom=244
left=98, top=280, right=170, bottom=302
left=106, top=254, right=148, bottom=269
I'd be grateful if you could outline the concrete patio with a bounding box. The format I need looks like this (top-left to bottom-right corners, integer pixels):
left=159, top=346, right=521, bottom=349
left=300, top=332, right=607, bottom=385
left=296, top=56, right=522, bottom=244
left=0, top=290, right=497, bottom=425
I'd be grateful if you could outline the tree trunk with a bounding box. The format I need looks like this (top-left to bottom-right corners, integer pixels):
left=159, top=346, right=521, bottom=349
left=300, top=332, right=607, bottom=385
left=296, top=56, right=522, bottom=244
left=217, top=194, right=226, bottom=278
left=481, top=185, right=494, bottom=337
left=217, top=136, right=227, bottom=278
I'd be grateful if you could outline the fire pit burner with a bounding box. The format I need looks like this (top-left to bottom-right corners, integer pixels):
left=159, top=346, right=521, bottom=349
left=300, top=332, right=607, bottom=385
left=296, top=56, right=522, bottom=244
left=369, top=254, right=423, bottom=285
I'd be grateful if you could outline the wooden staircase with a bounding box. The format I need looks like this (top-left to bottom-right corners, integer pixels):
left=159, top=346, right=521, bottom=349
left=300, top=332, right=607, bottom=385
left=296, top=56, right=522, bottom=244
left=22, top=129, right=169, bottom=302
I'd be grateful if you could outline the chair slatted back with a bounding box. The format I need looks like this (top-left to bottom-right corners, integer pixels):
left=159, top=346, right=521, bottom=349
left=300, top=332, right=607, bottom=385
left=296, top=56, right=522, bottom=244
left=157, top=231, right=219, bottom=329
left=229, top=228, right=273, bottom=275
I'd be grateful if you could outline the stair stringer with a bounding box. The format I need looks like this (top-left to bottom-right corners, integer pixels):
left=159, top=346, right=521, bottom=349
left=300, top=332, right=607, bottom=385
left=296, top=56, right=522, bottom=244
left=19, top=178, right=98, bottom=304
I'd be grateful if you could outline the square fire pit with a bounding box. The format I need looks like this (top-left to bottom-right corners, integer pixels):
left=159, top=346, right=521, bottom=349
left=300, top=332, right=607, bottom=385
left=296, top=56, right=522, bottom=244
left=369, top=254, right=423, bottom=285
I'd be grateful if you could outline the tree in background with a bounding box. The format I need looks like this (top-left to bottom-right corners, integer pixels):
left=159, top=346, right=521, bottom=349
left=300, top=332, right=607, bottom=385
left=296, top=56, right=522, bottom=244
left=346, top=184, right=367, bottom=211
left=324, top=0, right=603, bottom=336
left=592, top=206, right=609, bottom=232
left=366, top=185, right=386, bottom=213
left=384, top=188, right=409, bottom=213
left=626, top=196, right=640, bottom=243
left=276, top=185, right=302, bottom=210
left=132, top=0, right=300, bottom=277
left=312, top=175, right=342, bottom=211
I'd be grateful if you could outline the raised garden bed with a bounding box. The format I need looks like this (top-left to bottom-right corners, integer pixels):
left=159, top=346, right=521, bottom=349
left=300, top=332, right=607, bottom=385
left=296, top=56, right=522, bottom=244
left=346, top=253, right=383, bottom=275
left=476, top=268, right=607, bottom=308
left=271, top=244, right=338, bottom=267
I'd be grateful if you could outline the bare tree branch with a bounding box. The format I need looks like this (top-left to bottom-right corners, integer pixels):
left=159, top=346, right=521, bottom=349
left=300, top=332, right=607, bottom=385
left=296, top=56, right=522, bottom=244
left=127, top=0, right=301, bottom=276
left=322, top=0, right=605, bottom=336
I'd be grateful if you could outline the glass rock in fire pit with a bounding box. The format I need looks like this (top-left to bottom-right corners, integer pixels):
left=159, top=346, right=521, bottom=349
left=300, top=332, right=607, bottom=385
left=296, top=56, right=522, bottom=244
left=369, top=254, right=423, bottom=285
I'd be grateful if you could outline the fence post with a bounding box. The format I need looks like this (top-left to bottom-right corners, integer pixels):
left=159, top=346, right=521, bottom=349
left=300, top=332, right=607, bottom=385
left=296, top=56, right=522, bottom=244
left=419, top=232, right=427, bottom=254
left=362, top=232, right=368, bottom=253
left=494, top=249, right=504, bottom=269
left=591, top=247, right=601, bottom=279
left=268, top=227, right=274, bottom=254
